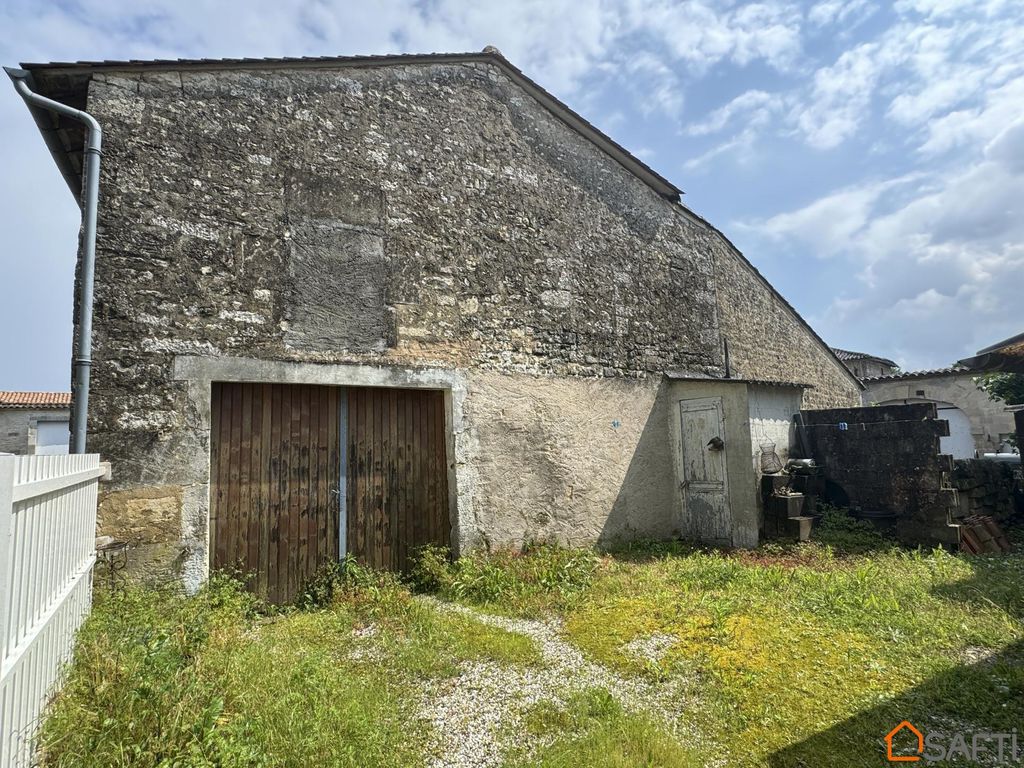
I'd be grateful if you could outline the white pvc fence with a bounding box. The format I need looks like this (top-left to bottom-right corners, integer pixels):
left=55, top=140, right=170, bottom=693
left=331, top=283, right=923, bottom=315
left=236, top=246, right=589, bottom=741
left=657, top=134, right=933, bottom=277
left=0, top=455, right=103, bottom=768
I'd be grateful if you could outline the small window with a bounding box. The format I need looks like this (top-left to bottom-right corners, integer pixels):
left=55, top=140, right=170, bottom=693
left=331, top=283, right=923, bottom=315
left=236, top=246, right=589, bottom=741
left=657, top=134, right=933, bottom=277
left=916, top=389, right=925, bottom=397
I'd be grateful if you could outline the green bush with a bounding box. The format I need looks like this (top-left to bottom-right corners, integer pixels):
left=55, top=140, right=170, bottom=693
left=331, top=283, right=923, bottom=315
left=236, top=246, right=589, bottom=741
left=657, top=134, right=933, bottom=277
left=408, top=543, right=454, bottom=594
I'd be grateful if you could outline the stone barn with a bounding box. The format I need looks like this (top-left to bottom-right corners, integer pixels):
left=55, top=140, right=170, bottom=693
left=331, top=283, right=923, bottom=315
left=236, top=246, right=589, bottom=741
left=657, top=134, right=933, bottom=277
left=13, top=50, right=860, bottom=600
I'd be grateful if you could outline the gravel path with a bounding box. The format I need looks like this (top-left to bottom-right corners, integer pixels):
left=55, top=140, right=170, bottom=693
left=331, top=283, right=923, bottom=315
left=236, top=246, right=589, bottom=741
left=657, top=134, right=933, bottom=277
left=414, top=597, right=696, bottom=768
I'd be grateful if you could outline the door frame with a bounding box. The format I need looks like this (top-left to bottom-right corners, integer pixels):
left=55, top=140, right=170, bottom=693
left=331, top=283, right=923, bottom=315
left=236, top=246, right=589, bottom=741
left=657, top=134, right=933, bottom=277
left=172, top=355, right=464, bottom=592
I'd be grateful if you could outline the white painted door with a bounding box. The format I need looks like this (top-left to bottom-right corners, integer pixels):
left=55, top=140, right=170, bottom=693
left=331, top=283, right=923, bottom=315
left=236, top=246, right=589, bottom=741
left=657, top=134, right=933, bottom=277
left=677, top=397, right=731, bottom=544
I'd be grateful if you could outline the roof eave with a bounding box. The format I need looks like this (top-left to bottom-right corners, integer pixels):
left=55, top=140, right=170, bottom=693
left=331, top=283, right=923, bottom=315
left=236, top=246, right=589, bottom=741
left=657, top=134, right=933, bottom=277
left=5, top=67, right=82, bottom=202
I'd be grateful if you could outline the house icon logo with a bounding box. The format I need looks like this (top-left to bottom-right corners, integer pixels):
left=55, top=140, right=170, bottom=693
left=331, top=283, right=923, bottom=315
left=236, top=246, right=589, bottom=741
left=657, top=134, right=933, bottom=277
left=886, top=721, right=924, bottom=762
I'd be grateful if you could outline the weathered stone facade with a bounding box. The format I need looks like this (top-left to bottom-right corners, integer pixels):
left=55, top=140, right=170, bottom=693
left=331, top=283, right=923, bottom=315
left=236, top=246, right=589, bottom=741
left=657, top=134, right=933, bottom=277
left=24, top=54, right=859, bottom=582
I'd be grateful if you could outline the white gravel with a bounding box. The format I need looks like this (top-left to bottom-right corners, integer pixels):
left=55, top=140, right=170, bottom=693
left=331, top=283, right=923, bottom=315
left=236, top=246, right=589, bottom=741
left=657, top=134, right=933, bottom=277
left=345, top=623, right=385, bottom=662
left=413, top=597, right=697, bottom=768
left=623, top=632, right=678, bottom=664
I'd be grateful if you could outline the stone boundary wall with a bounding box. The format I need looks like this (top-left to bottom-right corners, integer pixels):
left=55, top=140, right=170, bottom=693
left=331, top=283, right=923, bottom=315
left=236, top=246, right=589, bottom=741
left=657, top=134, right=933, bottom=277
left=799, top=403, right=958, bottom=547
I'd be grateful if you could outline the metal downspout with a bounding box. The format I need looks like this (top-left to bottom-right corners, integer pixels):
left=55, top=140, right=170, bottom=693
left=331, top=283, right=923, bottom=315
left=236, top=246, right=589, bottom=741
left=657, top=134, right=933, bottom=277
left=6, top=67, right=102, bottom=454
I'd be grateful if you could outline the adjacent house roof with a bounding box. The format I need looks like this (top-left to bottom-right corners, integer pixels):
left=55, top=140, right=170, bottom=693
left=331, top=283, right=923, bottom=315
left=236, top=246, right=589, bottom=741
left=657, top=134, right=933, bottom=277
left=861, top=367, right=971, bottom=383
left=14, top=49, right=683, bottom=202
left=831, top=348, right=898, bottom=368
left=958, top=330, right=1024, bottom=374
left=0, top=391, right=72, bottom=409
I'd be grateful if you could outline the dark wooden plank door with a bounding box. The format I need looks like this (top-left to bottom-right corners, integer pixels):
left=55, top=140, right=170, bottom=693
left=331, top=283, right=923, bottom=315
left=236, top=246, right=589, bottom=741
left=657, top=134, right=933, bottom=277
left=210, top=382, right=341, bottom=604
left=347, top=387, right=450, bottom=571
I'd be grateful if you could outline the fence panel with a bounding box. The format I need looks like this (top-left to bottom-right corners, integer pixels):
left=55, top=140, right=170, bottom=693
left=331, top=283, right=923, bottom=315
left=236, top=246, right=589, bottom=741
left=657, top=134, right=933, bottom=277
left=0, top=455, right=103, bottom=768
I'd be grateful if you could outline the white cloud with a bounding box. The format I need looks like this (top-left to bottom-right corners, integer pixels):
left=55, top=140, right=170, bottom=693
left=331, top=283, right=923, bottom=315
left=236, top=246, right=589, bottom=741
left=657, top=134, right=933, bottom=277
left=918, top=76, right=1024, bottom=156
left=686, top=90, right=780, bottom=135
left=788, top=1, right=1024, bottom=152
left=751, top=174, right=922, bottom=255
left=790, top=39, right=897, bottom=149
left=622, top=51, right=685, bottom=117
left=747, top=129, right=1024, bottom=368
left=683, top=131, right=753, bottom=171
left=622, top=0, right=804, bottom=73
left=807, top=0, right=875, bottom=28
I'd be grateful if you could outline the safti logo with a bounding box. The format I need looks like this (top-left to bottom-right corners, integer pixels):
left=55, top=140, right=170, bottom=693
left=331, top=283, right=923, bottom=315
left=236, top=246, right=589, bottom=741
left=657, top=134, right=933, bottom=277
left=886, top=722, right=1024, bottom=763
left=887, top=721, right=924, bottom=762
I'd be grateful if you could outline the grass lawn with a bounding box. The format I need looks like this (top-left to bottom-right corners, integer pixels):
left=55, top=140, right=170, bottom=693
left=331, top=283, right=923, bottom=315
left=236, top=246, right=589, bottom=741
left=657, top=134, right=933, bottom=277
left=40, top=516, right=1024, bottom=767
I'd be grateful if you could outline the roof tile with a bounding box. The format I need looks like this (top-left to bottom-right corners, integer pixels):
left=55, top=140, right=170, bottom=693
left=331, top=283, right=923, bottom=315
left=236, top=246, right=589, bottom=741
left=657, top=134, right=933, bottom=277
left=0, top=391, right=72, bottom=408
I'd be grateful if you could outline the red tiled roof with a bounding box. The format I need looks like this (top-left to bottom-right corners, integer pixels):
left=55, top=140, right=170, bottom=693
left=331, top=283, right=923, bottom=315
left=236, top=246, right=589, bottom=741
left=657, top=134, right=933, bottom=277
left=0, top=391, right=72, bottom=408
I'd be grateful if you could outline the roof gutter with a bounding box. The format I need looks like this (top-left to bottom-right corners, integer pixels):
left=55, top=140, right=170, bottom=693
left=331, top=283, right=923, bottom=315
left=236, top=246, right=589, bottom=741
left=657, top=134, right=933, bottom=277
left=6, top=67, right=102, bottom=454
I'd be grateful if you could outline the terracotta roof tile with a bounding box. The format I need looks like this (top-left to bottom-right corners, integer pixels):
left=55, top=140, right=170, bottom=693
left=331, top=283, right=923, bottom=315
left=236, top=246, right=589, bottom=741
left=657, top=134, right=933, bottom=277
left=0, top=391, right=72, bottom=408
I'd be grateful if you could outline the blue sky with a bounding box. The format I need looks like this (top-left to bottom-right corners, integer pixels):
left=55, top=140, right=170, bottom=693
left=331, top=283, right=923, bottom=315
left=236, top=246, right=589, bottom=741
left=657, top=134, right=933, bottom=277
left=1, top=0, right=1022, bottom=390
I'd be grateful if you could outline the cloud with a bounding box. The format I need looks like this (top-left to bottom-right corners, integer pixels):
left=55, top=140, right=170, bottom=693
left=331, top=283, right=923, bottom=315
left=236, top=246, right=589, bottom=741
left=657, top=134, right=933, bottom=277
left=751, top=174, right=922, bottom=255
left=790, top=39, right=897, bottom=149
left=623, top=0, right=804, bottom=73
left=789, top=1, right=1024, bottom=152
left=746, top=115, right=1024, bottom=368
left=681, top=89, right=787, bottom=173
left=807, top=0, right=875, bottom=28
left=686, top=90, right=780, bottom=136
left=683, top=132, right=752, bottom=171
left=621, top=51, right=685, bottom=117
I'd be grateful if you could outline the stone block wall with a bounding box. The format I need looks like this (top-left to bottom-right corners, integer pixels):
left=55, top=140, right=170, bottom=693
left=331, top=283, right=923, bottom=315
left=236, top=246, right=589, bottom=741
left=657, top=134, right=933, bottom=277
left=0, top=410, right=34, bottom=454
left=861, top=370, right=1017, bottom=456
left=799, top=403, right=959, bottom=547
left=952, top=459, right=1023, bottom=524
left=0, top=409, right=70, bottom=455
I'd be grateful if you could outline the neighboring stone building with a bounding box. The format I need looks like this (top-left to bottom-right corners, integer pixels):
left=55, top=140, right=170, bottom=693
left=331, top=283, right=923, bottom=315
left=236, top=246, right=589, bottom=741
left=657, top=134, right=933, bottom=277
left=861, top=368, right=1016, bottom=458
left=960, top=330, right=1024, bottom=454
left=0, top=391, right=71, bottom=455
left=832, top=348, right=899, bottom=380
left=15, top=51, right=860, bottom=596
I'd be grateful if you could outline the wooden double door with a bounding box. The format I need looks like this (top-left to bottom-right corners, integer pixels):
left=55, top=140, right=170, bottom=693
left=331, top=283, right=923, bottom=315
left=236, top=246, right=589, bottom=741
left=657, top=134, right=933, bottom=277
left=210, top=382, right=450, bottom=603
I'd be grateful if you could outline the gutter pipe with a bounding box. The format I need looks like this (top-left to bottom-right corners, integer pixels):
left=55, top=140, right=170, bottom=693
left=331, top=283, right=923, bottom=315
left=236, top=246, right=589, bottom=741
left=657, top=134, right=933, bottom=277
left=6, top=67, right=102, bottom=454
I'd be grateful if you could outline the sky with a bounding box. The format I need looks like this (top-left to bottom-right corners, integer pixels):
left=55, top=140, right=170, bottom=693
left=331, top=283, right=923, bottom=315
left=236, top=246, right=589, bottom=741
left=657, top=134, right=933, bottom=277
left=1, top=0, right=1022, bottom=391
